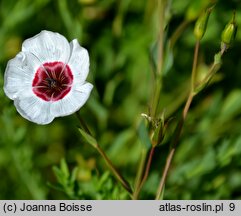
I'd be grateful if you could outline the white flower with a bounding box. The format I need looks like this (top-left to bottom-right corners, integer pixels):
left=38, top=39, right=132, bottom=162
left=4, top=30, right=93, bottom=124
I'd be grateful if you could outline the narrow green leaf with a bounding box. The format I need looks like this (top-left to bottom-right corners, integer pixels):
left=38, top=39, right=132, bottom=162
left=78, top=128, right=97, bottom=148
left=163, top=41, right=174, bottom=75
left=60, top=158, right=69, bottom=178
left=137, top=120, right=152, bottom=150
left=46, top=182, right=65, bottom=192
left=70, top=167, right=78, bottom=184
left=52, top=166, right=65, bottom=186
left=219, top=90, right=241, bottom=123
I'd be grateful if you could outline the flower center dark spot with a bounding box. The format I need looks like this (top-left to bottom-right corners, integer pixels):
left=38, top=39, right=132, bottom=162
left=46, top=77, right=58, bottom=89
left=32, top=62, right=73, bottom=101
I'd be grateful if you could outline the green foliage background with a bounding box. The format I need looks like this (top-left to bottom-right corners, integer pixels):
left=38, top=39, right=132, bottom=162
left=0, top=0, right=241, bottom=199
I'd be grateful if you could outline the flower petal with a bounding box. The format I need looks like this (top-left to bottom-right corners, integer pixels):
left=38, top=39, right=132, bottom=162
left=22, top=30, right=70, bottom=64
left=4, top=52, right=41, bottom=100
left=50, top=82, right=93, bottom=117
left=68, top=39, right=90, bottom=85
left=14, top=96, right=54, bottom=124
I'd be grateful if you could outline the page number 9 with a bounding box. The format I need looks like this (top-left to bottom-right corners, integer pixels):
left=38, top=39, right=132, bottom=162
left=229, top=203, right=235, bottom=211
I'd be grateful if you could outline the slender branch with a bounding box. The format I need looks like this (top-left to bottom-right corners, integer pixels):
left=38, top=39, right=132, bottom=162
left=133, top=146, right=155, bottom=199
left=197, top=56, right=222, bottom=88
left=133, top=148, right=148, bottom=199
left=155, top=93, right=194, bottom=199
left=151, top=0, right=167, bottom=117
left=152, top=77, right=162, bottom=117
left=95, top=144, right=133, bottom=194
left=191, top=41, right=200, bottom=92
left=170, top=20, right=190, bottom=48
left=156, top=0, right=167, bottom=76
left=76, top=113, right=133, bottom=195
left=132, top=0, right=168, bottom=199
left=183, top=93, right=194, bottom=120
left=76, top=112, right=91, bottom=134
left=155, top=40, right=200, bottom=200
left=155, top=39, right=226, bottom=199
left=155, top=147, right=175, bottom=199
left=141, top=147, right=155, bottom=185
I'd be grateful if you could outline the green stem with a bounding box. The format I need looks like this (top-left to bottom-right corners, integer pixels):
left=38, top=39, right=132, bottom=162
left=155, top=92, right=194, bottom=200
left=76, top=113, right=133, bottom=195
left=95, top=144, right=133, bottom=195
left=170, top=20, right=190, bottom=48
left=191, top=41, right=200, bottom=92
left=76, top=112, right=91, bottom=134
left=151, top=0, right=167, bottom=117
left=133, top=0, right=167, bottom=199
left=133, top=148, right=148, bottom=199
left=155, top=40, right=200, bottom=200
left=133, top=146, right=155, bottom=199
left=197, top=53, right=223, bottom=88
left=155, top=42, right=226, bottom=199
left=152, top=77, right=162, bottom=117
left=156, top=47, right=224, bottom=199
left=156, top=0, right=167, bottom=75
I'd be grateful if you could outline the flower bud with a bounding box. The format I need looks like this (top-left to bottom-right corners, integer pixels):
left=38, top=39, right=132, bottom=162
left=194, top=7, right=212, bottom=41
left=221, top=12, right=237, bottom=46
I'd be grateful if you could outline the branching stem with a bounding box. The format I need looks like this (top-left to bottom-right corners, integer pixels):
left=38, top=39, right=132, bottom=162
left=155, top=40, right=200, bottom=199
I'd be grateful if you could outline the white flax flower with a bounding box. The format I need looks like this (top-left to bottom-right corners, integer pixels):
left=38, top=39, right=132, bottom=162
left=4, top=30, right=93, bottom=124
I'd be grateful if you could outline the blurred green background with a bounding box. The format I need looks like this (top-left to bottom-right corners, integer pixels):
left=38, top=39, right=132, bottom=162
left=1, top=0, right=241, bottom=199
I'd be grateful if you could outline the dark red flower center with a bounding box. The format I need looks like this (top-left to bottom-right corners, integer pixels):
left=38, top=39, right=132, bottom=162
left=32, top=62, right=73, bottom=101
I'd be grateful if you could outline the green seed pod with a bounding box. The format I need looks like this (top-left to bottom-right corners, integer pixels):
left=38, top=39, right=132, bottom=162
left=194, top=7, right=212, bottom=41
left=221, top=12, right=237, bottom=46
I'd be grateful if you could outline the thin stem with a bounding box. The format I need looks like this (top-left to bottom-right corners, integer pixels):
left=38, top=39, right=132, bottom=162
left=133, top=146, right=155, bottom=199
left=95, top=144, right=133, bottom=195
left=76, top=113, right=133, bottom=195
left=155, top=147, right=175, bottom=200
left=197, top=55, right=223, bottom=88
left=141, top=147, right=155, bottom=186
left=155, top=93, right=194, bottom=200
left=76, top=112, right=91, bottom=134
left=151, top=0, right=167, bottom=117
left=152, top=77, right=162, bottom=117
left=183, top=93, right=194, bottom=120
left=155, top=41, right=225, bottom=199
left=170, top=20, right=189, bottom=48
left=155, top=41, right=200, bottom=200
left=156, top=0, right=167, bottom=76
left=133, top=148, right=148, bottom=199
left=191, top=41, right=200, bottom=92
left=133, top=0, right=166, bottom=198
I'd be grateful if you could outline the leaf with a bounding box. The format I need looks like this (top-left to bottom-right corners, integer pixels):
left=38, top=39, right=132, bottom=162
left=163, top=41, right=174, bottom=75
left=70, top=167, right=78, bottom=184
left=78, top=128, right=97, bottom=148
left=219, top=89, right=241, bottom=123
left=52, top=166, right=66, bottom=186
left=46, top=182, right=64, bottom=192
left=217, top=139, right=233, bottom=167
left=60, top=158, right=69, bottom=178
left=137, top=120, right=152, bottom=150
